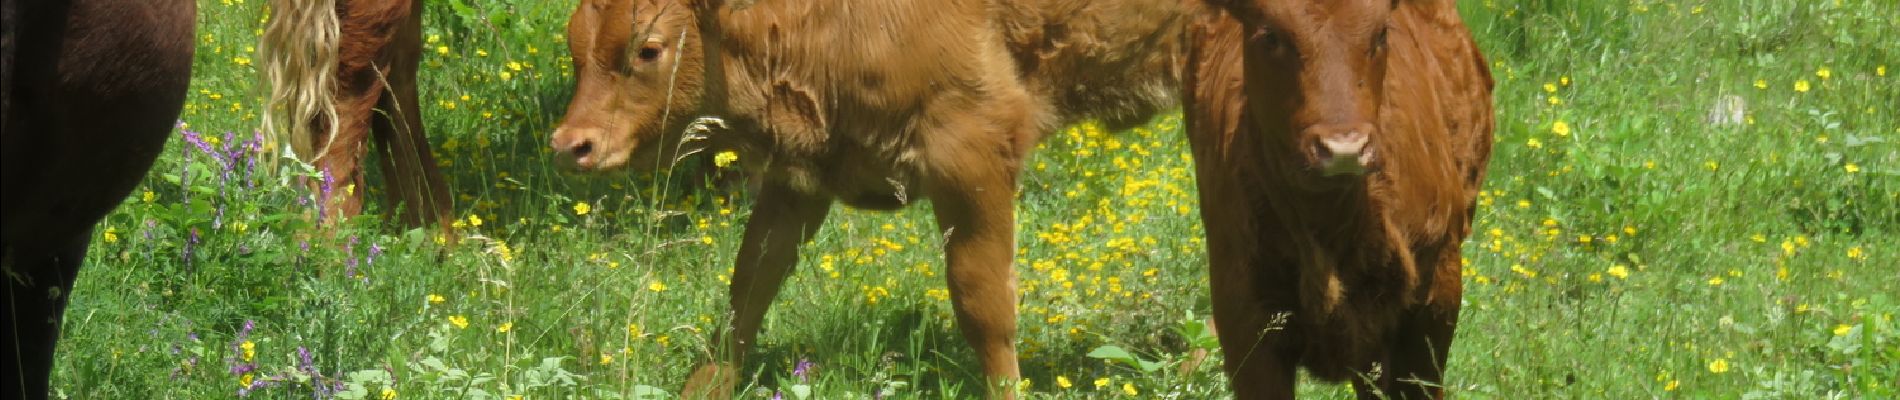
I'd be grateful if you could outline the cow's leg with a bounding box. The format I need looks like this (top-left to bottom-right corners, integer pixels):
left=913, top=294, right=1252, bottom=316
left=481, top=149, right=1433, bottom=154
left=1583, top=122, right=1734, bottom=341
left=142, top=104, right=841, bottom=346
left=682, top=182, right=831, bottom=400
left=1186, top=122, right=1298, bottom=397
left=1, top=230, right=89, bottom=400
left=1204, top=230, right=1299, bottom=399
left=368, top=1, right=451, bottom=232
left=926, top=160, right=1023, bottom=399
left=1380, top=248, right=1463, bottom=400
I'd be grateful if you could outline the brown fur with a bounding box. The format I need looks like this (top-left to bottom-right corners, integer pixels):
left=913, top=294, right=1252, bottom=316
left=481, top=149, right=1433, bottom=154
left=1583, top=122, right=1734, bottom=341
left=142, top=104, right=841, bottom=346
left=551, top=0, right=1195, bottom=398
left=1183, top=0, right=1494, bottom=398
left=261, top=0, right=453, bottom=231
left=1, top=1, right=195, bottom=398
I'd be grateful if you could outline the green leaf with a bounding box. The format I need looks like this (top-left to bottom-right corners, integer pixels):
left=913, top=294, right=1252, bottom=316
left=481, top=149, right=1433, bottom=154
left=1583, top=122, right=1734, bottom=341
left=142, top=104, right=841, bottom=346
left=632, top=385, right=669, bottom=399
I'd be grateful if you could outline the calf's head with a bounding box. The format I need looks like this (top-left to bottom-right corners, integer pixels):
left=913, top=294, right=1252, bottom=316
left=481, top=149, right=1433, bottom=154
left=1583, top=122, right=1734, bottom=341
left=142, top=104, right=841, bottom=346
left=1221, top=0, right=1396, bottom=181
left=552, top=0, right=705, bottom=171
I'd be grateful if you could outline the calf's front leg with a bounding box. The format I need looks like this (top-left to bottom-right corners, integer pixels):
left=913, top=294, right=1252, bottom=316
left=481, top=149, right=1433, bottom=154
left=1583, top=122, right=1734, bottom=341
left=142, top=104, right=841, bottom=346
left=928, top=167, right=1022, bottom=399
left=683, top=182, right=831, bottom=400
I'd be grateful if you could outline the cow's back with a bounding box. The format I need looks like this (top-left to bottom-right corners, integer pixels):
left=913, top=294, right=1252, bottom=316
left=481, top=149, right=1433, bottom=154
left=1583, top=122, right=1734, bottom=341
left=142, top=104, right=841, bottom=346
left=994, top=0, right=1197, bottom=131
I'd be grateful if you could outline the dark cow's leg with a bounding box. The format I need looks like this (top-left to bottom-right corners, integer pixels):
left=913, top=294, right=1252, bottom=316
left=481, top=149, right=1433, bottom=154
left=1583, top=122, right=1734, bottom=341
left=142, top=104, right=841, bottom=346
left=683, top=182, right=831, bottom=400
left=368, top=0, right=451, bottom=231
left=1380, top=249, right=1464, bottom=400
left=1205, top=238, right=1299, bottom=399
left=2, top=230, right=89, bottom=400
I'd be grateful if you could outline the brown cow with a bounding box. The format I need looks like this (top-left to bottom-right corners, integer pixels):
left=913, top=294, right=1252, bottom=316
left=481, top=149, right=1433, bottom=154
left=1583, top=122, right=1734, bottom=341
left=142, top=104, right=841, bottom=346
left=1, top=0, right=196, bottom=398
left=1182, top=1, right=1493, bottom=398
left=551, top=0, right=1193, bottom=397
left=261, top=0, right=453, bottom=231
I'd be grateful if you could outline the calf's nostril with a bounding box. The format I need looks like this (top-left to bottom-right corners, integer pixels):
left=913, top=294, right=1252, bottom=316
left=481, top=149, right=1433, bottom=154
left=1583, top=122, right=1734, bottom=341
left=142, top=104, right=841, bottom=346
left=572, top=140, right=594, bottom=158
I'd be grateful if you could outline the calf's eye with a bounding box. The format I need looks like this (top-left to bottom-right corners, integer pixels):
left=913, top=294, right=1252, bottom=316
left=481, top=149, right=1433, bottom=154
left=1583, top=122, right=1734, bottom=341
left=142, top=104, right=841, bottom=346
left=638, top=44, right=663, bottom=62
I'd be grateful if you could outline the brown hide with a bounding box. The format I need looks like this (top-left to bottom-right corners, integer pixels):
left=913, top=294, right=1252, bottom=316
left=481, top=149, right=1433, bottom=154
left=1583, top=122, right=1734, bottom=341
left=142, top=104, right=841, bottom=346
left=1184, top=1, right=1493, bottom=399
left=1, top=1, right=195, bottom=398
left=553, top=0, right=1195, bottom=398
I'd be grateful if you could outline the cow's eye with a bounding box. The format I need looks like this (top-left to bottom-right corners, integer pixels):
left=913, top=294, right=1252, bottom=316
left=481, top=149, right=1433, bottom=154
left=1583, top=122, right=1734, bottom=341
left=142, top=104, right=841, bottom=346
left=1250, top=27, right=1291, bottom=56
left=637, top=43, right=663, bottom=62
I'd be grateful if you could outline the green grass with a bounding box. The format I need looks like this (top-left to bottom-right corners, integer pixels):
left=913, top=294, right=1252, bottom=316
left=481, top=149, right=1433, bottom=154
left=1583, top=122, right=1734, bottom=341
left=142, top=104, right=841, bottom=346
left=51, top=0, right=1896, bottom=398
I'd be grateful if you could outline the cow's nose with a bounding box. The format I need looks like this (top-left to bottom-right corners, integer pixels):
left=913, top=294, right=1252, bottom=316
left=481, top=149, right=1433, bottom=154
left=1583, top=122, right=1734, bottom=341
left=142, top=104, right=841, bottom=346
left=1305, top=123, right=1376, bottom=176
left=551, top=129, right=598, bottom=168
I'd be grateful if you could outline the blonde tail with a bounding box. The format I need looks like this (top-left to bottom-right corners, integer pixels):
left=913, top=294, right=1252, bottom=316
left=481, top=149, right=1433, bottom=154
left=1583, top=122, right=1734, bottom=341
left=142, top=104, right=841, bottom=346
left=258, top=0, right=341, bottom=166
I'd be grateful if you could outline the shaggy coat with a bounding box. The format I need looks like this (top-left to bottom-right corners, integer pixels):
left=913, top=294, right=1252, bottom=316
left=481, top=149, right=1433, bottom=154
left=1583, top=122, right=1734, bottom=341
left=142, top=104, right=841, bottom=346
left=1183, top=0, right=1494, bottom=398
left=1, top=1, right=195, bottom=398
left=551, top=0, right=1194, bottom=397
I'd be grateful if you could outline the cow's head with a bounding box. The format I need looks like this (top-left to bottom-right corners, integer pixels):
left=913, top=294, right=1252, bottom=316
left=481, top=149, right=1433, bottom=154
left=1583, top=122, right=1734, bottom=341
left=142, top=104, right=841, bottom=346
left=552, top=0, right=705, bottom=171
left=1218, top=0, right=1396, bottom=181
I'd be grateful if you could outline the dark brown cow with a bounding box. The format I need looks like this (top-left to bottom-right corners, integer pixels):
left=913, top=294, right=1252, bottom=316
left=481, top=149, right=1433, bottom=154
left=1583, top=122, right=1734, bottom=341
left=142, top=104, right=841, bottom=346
left=261, top=0, right=452, bottom=230
left=551, top=0, right=1194, bottom=397
left=1, top=1, right=195, bottom=398
left=1183, top=0, right=1493, bottom=398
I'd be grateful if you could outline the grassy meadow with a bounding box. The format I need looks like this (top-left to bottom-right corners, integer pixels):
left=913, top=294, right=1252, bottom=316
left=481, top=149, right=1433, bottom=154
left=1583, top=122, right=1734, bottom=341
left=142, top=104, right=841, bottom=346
left=50, top=0, right=1896, bottom=398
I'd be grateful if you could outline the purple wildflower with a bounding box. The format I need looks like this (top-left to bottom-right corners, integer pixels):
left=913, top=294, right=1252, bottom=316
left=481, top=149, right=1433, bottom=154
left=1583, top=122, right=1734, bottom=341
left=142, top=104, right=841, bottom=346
left=793, top=358, right=815, bottom=382
left=366, top=243, right=383, bottom=266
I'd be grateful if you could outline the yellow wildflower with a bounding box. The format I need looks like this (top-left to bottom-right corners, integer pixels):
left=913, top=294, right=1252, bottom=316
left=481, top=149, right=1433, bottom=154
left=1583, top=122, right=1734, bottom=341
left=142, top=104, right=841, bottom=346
left=1753, top=79, right=1767, bottom=89
left=1056, top=376, right=1073, bottom=389
left=1707, top=276, right=1724, bottom=286
left=713, top=150, right=739, bottom=168
left=600, top=353, right=614, bottom=365
left=1093, top=377, right=1110, bottom=388
left=1843, top=163, right=1859, bottom=173
left=1833, top=324, right=1854, bottom=336
left=241, top=340, right=256, bottom=362
left=574, top=201, right=591, bottom=216
left=103, top=227, right=119, bottom=244
left=427, top=294, right=445, bottom=305
left=1607, top=265, right=1629, bottom=279
left=448, top=315, right=468, bottom=329
left=648, top=281, right=668, bottom=292
left=1122, top=383, right=1138, bottom=396
left=1794, top=79, right=1811, bottom=92
left=1664, top=380, right=1679, bottom=391
left=1551, top=121, right=1570, bottom=136
left=1816, top=66, right=1831, bottom=80
left=1847, top=246, right=1864, bottom=260
left=381, top=388, right=397, bottom=400
left=467, top=214, right=483, bottom=227
left=497, top=322, right=513, bottom=333
left=1707, top=358, right=1730, bottom=374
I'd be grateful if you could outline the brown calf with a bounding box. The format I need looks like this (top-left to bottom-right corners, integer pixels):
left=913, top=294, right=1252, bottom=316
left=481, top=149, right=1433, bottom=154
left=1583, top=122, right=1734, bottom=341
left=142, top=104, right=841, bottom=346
left=261, top=0, right=452, bottom=230
left=551, top=0, right=1194, bottom=397
left=1183, top=0, right=1494, bottom=398
left=2, top=1, right=195, bottom=398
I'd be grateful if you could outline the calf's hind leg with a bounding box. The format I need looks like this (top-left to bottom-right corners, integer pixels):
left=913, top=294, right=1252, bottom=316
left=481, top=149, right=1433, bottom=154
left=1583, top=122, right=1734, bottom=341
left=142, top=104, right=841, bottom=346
left=683, top=182, right=832, bottom=400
